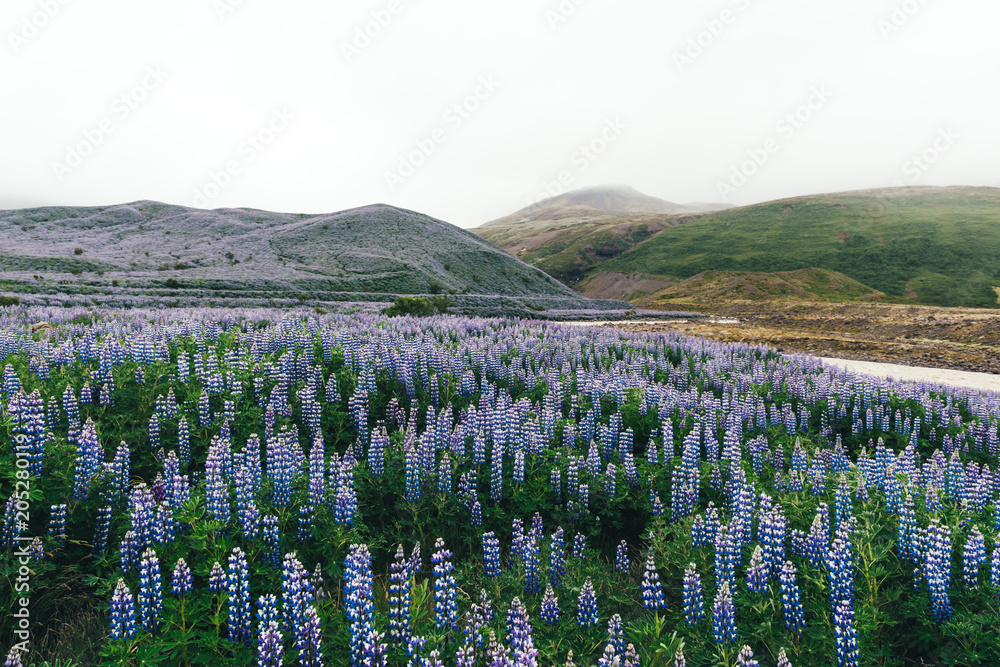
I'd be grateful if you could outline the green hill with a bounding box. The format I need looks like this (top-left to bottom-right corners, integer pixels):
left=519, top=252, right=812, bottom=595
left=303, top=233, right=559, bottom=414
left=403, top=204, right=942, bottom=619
left=473, top=185, right=729, bottom=283
left=596, top=186, right=1000, bottom=308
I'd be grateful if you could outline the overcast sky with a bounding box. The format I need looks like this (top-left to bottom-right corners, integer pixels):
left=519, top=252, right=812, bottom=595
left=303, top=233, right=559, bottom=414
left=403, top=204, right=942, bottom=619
left=1, top=0, right=997, bottom=228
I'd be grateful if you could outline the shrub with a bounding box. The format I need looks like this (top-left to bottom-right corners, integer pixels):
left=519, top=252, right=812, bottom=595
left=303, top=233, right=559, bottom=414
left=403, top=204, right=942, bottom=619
left=73, top=247, right=83, bottom=255
left=164, top=278, right=180, bottom=289
left=0, top=295, right=19, bottom=306
left=384, top=296, right=435, bottom=317
left=428, top=281, right=443, bottom=295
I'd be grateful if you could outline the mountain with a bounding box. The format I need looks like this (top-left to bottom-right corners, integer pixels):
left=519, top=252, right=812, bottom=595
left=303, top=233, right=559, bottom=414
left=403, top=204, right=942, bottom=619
left=0, top=200, right=632, bottom=313
left=473, top=185, right=730, bottom=283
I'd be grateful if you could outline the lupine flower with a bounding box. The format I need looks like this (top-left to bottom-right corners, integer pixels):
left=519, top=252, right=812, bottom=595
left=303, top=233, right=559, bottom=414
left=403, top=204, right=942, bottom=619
left=109, top=578, right=137, bottom=640
left=541, top=585, right=559, bottom=624
left=615, top=540, right=629, bottom=574
left=550, top=527, right=566, bottom=588
left=605, top=614, right=625, bottom=657
left=137, top=548, right=163, bottom=631
left=682, top=562, right=704, bottom=625
left=47, top=504, right=67, bottom=546
left=597, top=645, right=618, bottom=667
left=577, top=577, right=599, bottom=627
left=991, top=545, right=1000, bottom=593
left=208, top=561, right=227, bottom=593
left=747, top=545, right=768, bottom=593
left=925, top=520, right=953, bottom=623
left=388, top=545, right=412, bottom=647
left=777, top=647, right=792, bottom=667
left=524, top=533, right=541, bottom=596
left=227, top=547, right=252, bottom=645
left=257, top=621, right=284, bottom=667
left=832, top=597, right=859, bottom=667
left=171, top=558, right=192, bottom=596
left=641, top=548, right=666, bottom=610
left=962, top=525, right=986, bottom=588
left=712, top=581, right=737, bottom=644
left=296, top=605, right=323, bottom=667
left=432, top=538, right=458, bottom=635
left=673, top=647, right=686, bottom=667
left=736, top=644, right=760, bottom=667
left=483, top=531, right=501, bottom=578
left=572, top=533, right=586, bottom=559
left=779, top=560, right=806, bottom=636
left=507, top=597, right=539, bottom=664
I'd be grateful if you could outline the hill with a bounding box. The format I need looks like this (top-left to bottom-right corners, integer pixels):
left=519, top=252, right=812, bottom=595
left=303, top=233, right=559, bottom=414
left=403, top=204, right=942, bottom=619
left=473, top=185, right=730, bottom=283
left=594, top=186, right=1000, bottom=308
left=0, top=201, right=634, bottom=315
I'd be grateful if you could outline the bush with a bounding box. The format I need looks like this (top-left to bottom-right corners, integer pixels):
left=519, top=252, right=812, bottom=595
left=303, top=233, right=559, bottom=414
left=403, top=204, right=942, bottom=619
left=164, top=278, right=180, bottom=289
left=384, top=296, right=436, bottom=317
left=0, top=296, right=19, bottom=306
left=73, top=247, right=83, bottom=255
left=428, top=280, right=443, bottom=295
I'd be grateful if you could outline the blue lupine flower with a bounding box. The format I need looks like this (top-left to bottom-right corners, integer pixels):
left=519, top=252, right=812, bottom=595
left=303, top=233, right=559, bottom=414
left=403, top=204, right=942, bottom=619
left=345, top=544, right=376, bottom=666
left=137, top=548, right=163, bottom=631
left=226, top=547, right=252, bottom=645
left=109, top=578, right=137, bottom=640
left=388, top=544, right=412, bottom=647
left=550, top=527, right=566, bottom=588
left=483, top=531, right=501, bottom=578
left=925, top=520, right=953, bottom=623
left=432, top=538, right=458, bottom=635
left=572, top=533, right=586, bottom=559
left=171, top=558, right=192, bottom=596
left=615, top=540, right=629, bottom=575
left=541, top=585, right=559, bottom=624
left=524, top=534, right=541, bottom=596
left=91, top=505, right=111, bottom=558
left=296, top=605, right=323, bottom=667
left=47, top=504, right=67, bottom=546
left=577, top=577, right=599, bottom=627
left=682, top=563, right=704, bottom=626
left=832, top=597, right=859, bottom=667
left=208, top=561, right=227, bottom=593
left=962, top=525, right=986, bottom=588
left=605, top=614, right=626, bottom=658
left=779, top=560, right=806, bottom=636
left=747, top=545, right=768, bottom=593
left=711, top=581, right=736, bottom=644
left=641, top=548, right=666, bottom=610
left=777, top=647, right=792, bottom=667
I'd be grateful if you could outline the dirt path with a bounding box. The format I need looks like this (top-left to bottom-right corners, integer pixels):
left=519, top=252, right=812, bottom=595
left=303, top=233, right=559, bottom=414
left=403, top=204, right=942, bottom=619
left=819, top=357, right=1000, bottom=393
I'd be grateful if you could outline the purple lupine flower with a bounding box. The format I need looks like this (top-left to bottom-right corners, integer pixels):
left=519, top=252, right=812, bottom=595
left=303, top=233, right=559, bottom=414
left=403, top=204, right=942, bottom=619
left=777, top=647, right=792, bottom=667
left=572, top=533, right=586, bottom=559
left=507, top=597, right=539, bottom=665
left=47, top=504, right=66, bottom=546
left=109, top=578, right=137, bottom=640
left=640, top=547, right=666, bottom=610
left=779, top=560, right=806, bottom=636
left=226, top=547, right=252, bottom=645
left=736, top=644, right=760, bottom=667
left=673, top=647, right=686, bottom=667
left=711, top=581, right=736, bottom=644
left=962, top=525, right=986, bottom=588
left=524, top=533, right=541, bottom=596
left=550, top=527, right=566, bottom=588
left=171, top=558, right=192, bottom=596
left=296, top=605, right=323, bottom=667
left=541, top=585, right=559, bottom=624
left=577, top=577, right=598, bottom=627
left=483, top=531, right=501, bottom=578
left=682, top=563, right=704, bottom=625
left=137, top=548, right=163, bottom=631
left=991, top=545, right=1000, bottom=593
left=257, top=621, right=284, bottom=667
left=432, top=538, right=458, bottom=635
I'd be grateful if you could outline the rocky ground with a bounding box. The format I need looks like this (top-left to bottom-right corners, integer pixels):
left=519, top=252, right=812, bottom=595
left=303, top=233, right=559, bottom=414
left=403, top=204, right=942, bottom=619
left=608, top=300, right=1000, bottom=375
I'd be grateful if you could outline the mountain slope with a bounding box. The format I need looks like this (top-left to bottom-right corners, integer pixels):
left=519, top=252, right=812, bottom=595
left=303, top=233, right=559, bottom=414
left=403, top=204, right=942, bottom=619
left=596, top=186, right=1000, bottom=308
left=0, top=201, right=583, bottom=299
left=473, top=185, right=730, bottom=283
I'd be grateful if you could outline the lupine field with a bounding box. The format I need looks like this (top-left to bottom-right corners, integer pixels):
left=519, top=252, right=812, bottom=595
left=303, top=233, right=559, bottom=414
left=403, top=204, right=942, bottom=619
left=3, top=307, right=1000, bottom=667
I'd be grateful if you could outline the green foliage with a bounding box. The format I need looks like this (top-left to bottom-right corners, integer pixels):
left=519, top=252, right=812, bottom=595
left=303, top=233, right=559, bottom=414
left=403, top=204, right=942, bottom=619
left=164, top=278, right=180, bottom=289
left=384, top=296, right=450, bottom=317
left=0, top=295, right=19, bottom=306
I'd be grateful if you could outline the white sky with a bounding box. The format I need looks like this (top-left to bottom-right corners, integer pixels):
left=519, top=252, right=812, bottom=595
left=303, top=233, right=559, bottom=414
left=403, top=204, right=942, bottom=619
left=1, top=0, right=997, bottom=228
